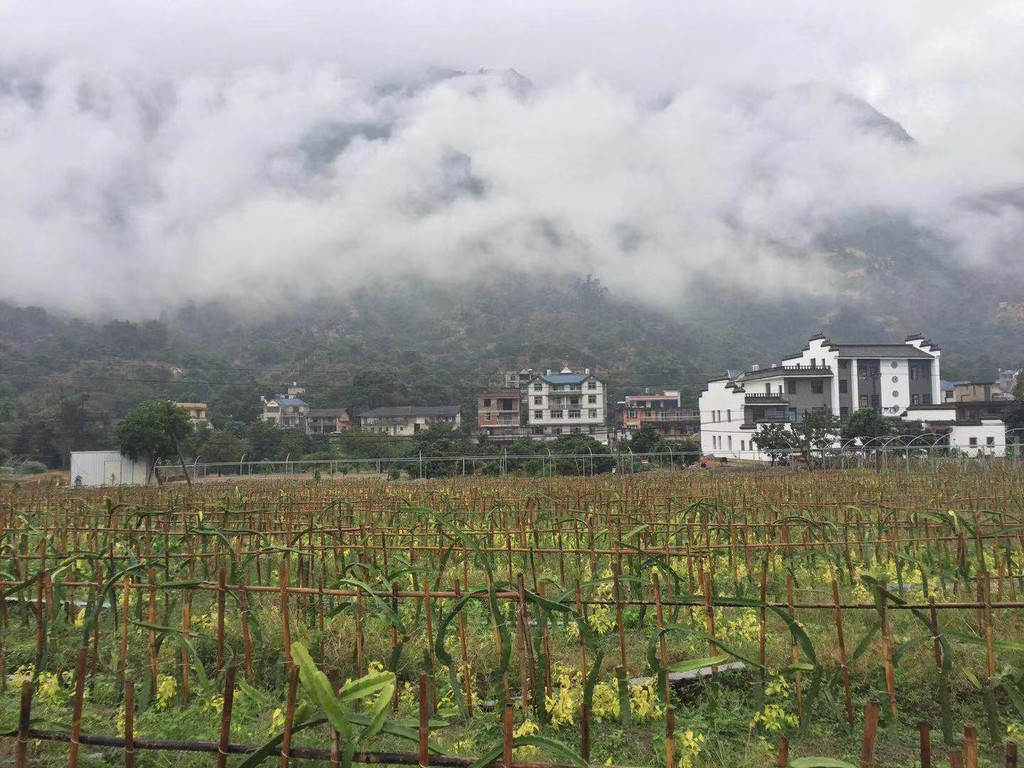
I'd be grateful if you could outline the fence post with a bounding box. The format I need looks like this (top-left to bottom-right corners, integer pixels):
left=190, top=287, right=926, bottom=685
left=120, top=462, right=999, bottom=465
left=216, top=666, right=237, bottom=768
left=776, top=736, right=789, bottom=767
left=279, top=665, right=300, bottom=768
left=124, top=679, right=136, bottom=768
left=919, top=721, right=932, bottom=768
left=502, top=701, right=514, bottom=768
left=68, top=645, right=87, bottom=768
left=860, top=698, right=881, bottom=768
left=963, top=724, right=979, bottom=768
left=1007, top=741, right=1019, bottom=768
left=15, top=680, right=32, bottom=768
left=418, top=674, right=430, bottom=768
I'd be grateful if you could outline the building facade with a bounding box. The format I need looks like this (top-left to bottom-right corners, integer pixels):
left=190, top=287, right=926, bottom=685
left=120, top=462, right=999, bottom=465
left=699, top=334, right=950, bottom=460
left=358, top=406, right=461, bottom=437
left=306, top=408, right=353, bottom=434
left=261, top=395, right=311, bottom=429
left=525, top=368, right=608, bottom=443
left=619, top=390, right=699, bottom=438
left=174, top=402, right=210, bottom=427
left=476, top=391, right=523, bottom=441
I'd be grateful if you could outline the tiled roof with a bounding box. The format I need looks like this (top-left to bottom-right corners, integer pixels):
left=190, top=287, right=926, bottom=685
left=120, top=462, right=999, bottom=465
left=540, top=373, right=590, bottom=385
left=360, top=405, right=460, bottom=418
left=832, top=344, right=934, bottom=359
left=307, top=408, right=350, bottom=418
left=269, top=397, right=309, bottom=407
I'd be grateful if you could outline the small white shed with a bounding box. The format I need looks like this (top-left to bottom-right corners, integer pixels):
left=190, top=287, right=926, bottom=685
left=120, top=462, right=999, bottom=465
left=69, top=451, right=151, bottom=487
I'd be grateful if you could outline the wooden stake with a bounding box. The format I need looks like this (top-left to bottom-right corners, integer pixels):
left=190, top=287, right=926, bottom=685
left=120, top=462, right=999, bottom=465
left=418, top=674, right=430, bottom=768
left=776, top=736, right=789, bottom=768
left=502, top=701, right=514, bottom=768
left=216, top=666, right=237, bottom=768
left=860, top=698, right=880, bottom=768
left=279, top=665, right=300, bottom=768
left=68, top=646, right=88, bottom=768
left=124, top=679, right=136, bottom=768
left=963, top=724, right=979, bottom=768
left=920, top=721, right=932, bottom=768
left=14, top=680, right=32, bottom=768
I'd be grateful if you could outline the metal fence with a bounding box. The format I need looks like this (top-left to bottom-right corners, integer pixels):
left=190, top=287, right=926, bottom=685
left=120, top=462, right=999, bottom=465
left=153, top=439, right=1024, bottom=481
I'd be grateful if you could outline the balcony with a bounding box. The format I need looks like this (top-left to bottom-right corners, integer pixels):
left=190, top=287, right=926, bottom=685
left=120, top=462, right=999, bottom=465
left=639, top=409, right=699, bottom=423
left=740, top=365, right=833, bottom=381
left=744, top=393, right=790, bottom=403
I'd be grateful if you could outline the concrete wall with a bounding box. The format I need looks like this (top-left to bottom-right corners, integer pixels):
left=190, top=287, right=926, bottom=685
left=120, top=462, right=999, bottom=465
left=949, top=421, right=1006, bottom=457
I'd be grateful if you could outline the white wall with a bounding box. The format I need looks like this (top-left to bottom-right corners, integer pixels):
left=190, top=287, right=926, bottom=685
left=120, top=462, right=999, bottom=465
left=69, top=451, right=150, bottom=486
left=699, top=381, right=759, bottom=458
left=880, top=359, right=910, bottom=416
left=949, top=421, right=1006, bottom=457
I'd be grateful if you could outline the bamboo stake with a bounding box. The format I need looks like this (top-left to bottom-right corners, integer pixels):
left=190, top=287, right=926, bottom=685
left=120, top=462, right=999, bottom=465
left=15, top=680, right=32, bottom=768
left=124, top=679, right=136, bottom=768
left=216, top=666, right=237, bottom=768
left=279, top=666, right=300, bottom=768
left=860, top=698, right=880, bottom=768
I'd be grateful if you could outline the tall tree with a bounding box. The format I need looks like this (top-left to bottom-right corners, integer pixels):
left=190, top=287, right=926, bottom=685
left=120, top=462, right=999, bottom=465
left=116, top=400, right=194, bottom=484
left=791, top=407, right=842, bottom=468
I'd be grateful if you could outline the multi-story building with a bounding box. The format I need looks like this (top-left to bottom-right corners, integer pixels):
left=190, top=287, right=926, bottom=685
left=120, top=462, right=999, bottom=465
left=525, top=368, right=608, bottom=443
left=699, top=334, right=955, bottom=459
left=619, top=391, right=699, bottom=438
left=358, top=406, right=461, bottom=437
left=996, top=369, right=1020, bottom=400
left=174, top=402, right=210, bottom=427
left=261, top=395, right=310, bottom=429
left=476, top=391, right=523, bottom=441
left=944, top=381, right=996, bottom=403
left=501, top=368, right=537, bottom=391
left=306, top=408, right=353, bottom=434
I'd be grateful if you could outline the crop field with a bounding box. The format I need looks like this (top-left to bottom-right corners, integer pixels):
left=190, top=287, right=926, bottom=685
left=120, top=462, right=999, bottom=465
left=3, top=467, right=1024, bottom=767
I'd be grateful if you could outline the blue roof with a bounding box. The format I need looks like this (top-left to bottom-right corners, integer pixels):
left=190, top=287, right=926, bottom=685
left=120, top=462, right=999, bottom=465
left=271, top=397, right=309, bottom=406
left=542, top=373, right=589, bottom=384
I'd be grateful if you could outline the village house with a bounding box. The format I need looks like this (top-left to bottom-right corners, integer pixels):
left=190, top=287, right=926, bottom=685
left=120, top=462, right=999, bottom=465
left=306, top=407, right=353, bottom=434
left=261, top=394, right=311, bottom=430
left=476, top=391, right=523, bottom=441
left=618, top=390, right=699, bottom=438
left=698, top=334, right=1005, bottom=459
left=525, top=367, right=608, bottom=444
left=358, top=406, right=461, bottom=437
left=173, top=402, right=210, bottom=427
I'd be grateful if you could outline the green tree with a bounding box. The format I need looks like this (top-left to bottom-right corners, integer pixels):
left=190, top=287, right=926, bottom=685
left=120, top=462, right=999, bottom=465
left=791, top=407, right=842, bottom=468
left=752, top=423, right=793, bottom=466
left=549, top=434, right=615, bottom=475
left=841, top=406, right=894, bottom=443
left=115, top=400, right=194, bottom=484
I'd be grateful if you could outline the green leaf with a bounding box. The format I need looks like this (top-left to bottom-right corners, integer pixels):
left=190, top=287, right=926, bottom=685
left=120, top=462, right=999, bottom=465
left=291, top=642, right=352, bottom=740
left=665, top=655, right=731, bottom=673
left=788, top=759, right=857, bottom=768
left=513, top=735, right=587, bottom=767
left=355, top=682, right=394, bottom=749
left=236, top=713, right=324, bottom=768
left=337, top=672, right=394, bottom=704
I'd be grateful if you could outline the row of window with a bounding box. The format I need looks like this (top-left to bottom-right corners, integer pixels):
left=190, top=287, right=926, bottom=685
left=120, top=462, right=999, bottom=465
left=710, top=435, right=751, bottom=452
left=533, top=409, right=599, bottom=419
left=969, top=436, right=997, bottom=447
left=709, top=409, right=732, bottom=423
left=534, top=382, right=599, bottom=391
left=533, top=395, right=599, bottom=405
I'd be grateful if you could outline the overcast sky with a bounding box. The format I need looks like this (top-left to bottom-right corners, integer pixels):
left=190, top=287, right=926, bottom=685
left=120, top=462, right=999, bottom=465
left=1, top=1, right=1022, bottom=315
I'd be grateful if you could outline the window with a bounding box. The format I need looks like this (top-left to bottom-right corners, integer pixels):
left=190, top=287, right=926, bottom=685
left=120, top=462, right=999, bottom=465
left=811, top=380, right=824, bottom=394
left=987, top=436, right=996, bottom=446
left=911, top=394, right=920, bottom=405
left=568, top=410, right=581, bottom=419
left=588, top=395, right=597, bottom=404
left=534, top=410, right=542, bottom=419
left=534, top=383, right=542, bottom=391
left=969, top=437, right=978, bottom=447
left=570, top=397, right=580, bottom=406
left=839, top=359, right=849, bottom=369
left=589, top=409, right=598, bottom=418
left=726, top=409, right=731, bottom=423
left=787, top=380, right=797, bottom=394
left=628, top=409, right=637, bottom=418
left=859, top=395, right=868, bottom=406
left=550, top=410, right=563, bottom=419
left=840, top=406, right=849, bottom=418
left=839, top=380, right=848, bottom=394
left=922, top=394, right=932, bottom=405
left=740, top=440, right=745, bottom=451
left=892, top=390, right=899, bottom=398
left=728, top=436, right=733, bottom=450
left=483, top=398, right=491, bottom=407
left=534, top=396, right=542, bottom=405
left=552, top=427, right=562, bottom=435
left=859, top=368, right=867, bottom=380
left=484, top=412, right=492, bottom=421
left=587, top=381, right=597, bottom=390
left=891, top=361, right=899, bottom=369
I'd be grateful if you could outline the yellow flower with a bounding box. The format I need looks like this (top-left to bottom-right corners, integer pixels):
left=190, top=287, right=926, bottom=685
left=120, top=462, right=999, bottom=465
left=513, top=719, right=541, bottom=758
left=154, top=675, right=177, bottom=711
left=676, top=730, right=705, bottom=768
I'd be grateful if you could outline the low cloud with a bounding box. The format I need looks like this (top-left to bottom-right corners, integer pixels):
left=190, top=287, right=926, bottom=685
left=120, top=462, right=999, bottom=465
left=1, top=2, right=1023, bottom=316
